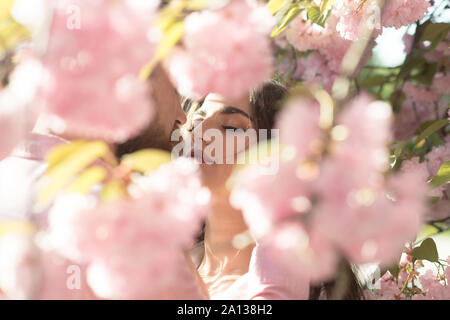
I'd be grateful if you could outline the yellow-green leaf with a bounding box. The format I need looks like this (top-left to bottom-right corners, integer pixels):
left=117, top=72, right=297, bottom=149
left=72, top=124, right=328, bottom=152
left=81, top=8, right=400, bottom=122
left=157, top=0, right=185, bottom=32
left=393, top=141, right=407, bottom=158
left=314, top=89, right=335, bottom=129
left=45, top=141, right=87, bottom=173
left=101, top=180, right=126, bottom=202
left=271, top=5, right=303, bottom=38
left=416, top=224, right=439, bottom=243
left=0, top=16, right=30, bottom=51
left=414, top=119, right=449, bottom=147
left=38, top=141, right=110, bottom=208
left=0, top=0, right=15, bottom=21
left=0, top=220, right=36, bottom=238
left=185, top=0, right=212, bottom=11
left=267, top=0, right=289, bottom=15
left=307, top=6, right=321, bottom=23
left=429, top=160, right=450, bottom=188
left=320, top=0, right=335, bottom=14
left=121, top=149, right=172, bottom=174
left=359, top=75, right=390, bottom=88
left=67, top=166, right=108, bottom=194
left=420, top=23, right=450, bottom=43
left=140, top=21, right=184, bottom=80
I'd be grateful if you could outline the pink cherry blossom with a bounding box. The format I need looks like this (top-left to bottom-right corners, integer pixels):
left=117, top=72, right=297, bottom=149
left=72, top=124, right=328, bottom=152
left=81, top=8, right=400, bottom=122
left=230, top=158, right=313, bottom=239
left=0, top=230, right=97, bottom=300
left=366, top=272, right=404, bottom=300
left=286, top=11, right=375, bottom=74
left=47, top=158, right=210, bottom=299
left=426, top=199, right=450, bottom=222
left=286, top=15, right=335, bottom=52
left=0, top=233, right=41, bottom=299
left=424, top=41, right=450, bottom=63
left=331, top=93, right=393, bottom=175
left=393, top=98, right=439, bottom=140
left=283, top=52, right=338, bottom=92
left=393, top=101, right=422, bottom=140
left=167, top=0, right=274, bottom=100
left=0, top=58, right=43, bottom=160
left=39, top=0, right=157, bottom=143
left=276, top=97, right=322, bottom=159
left=432, top=73, right=450, bottom=96
left=400, top=157, right=429, bottom=181
left=413, top=269, right=450, bottom=300
left=426, top=141, right=450, bottom=177
left=255, top=222, right=338, bottom=284
left=333, top=0, right=383, bottom=41
left=403, top=82, right=440, bottom=105
left=37, top=249, right=96, bottom=299
left=382, top=0, right=431, bottom=29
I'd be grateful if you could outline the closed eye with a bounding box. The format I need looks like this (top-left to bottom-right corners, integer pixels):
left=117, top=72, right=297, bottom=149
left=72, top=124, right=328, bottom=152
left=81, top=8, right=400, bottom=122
left=222, top=126, right=241, bottom=132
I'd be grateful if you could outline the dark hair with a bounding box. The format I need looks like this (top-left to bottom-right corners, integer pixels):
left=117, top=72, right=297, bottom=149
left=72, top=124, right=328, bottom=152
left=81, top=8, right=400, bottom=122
left=188, top=81, right=364, bottom=300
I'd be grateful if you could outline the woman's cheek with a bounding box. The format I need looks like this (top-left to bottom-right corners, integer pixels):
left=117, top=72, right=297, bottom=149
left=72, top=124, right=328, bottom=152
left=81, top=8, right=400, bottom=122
left=223, top=132, right=249, bottom=164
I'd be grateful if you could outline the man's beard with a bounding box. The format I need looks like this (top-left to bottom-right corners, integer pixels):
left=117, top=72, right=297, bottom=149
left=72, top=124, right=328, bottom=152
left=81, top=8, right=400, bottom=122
left=115, top=123, right=178, bottom=159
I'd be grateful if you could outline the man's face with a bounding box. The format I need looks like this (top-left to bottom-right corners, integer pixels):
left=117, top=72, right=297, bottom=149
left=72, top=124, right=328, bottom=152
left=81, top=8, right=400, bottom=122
left=116, top=64, right=186, bottom=157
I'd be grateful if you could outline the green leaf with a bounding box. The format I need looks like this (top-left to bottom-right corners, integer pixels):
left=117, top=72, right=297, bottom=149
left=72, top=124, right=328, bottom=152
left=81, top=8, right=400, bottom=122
left=399, top=56, right=427, bottom=79
left=429, top=160, right=450, bottom=188
left=427, top=196, right=441, bottom=207
left=67, top=166, right=108, bottom=194
left=414, top=119, right=449, bottom=147
left=38, top=141, right=110, bottom=208
left=390, top=140, right=407, bottom=169
left=379, top=263, right=400, bottom=279
left=427, top=132, right=444, bottom=148
left=393, top=141, right=407, bottom=158
left=271, top=5, right=303, bottom=38
left=121, top=149, right=172, bottom=174
left=359, top=75, right=390, bottom=89
left=411, top=63, right=438, bottom=86
left=388, top=265, right=400, bottom=279
left=411, top=238, right=439, bottom=263
left=420, top=23, right=450, bottom=43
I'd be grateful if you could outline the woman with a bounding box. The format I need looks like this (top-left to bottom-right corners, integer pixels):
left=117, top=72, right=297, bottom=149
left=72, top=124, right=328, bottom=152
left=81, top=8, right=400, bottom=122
left=182, top=81, right=363, bottom=300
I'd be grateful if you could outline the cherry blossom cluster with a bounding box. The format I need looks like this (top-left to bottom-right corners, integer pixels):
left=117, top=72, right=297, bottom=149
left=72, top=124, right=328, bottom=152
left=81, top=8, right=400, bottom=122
left=44, top=158, right=210, bottom=299
left=366, top=253, right=450, bottom=300
left=167, top=0, right=274, bottom=101
left=230, top=92, right=429, bottom=283
left=280, top=0, right=431, bottom=88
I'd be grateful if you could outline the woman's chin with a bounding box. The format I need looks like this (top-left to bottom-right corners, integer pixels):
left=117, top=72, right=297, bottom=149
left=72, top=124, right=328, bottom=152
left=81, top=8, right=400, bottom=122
left=199, top=163, right=234, bottom=194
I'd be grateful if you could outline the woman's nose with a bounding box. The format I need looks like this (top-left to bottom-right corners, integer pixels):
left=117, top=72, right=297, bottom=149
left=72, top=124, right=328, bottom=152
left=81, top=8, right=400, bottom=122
left=192, top=116, right=216, bottom=147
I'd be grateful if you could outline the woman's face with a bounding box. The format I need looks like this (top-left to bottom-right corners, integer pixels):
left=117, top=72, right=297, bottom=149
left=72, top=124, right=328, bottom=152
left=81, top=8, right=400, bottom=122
left=186, top=93, right=255, bottom=190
